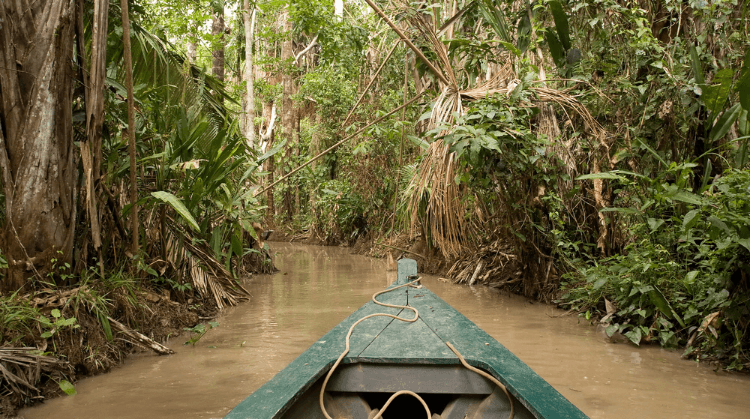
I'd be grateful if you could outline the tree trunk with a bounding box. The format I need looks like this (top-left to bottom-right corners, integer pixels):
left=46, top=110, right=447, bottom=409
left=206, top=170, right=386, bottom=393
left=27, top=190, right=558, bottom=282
left=281, top=9, right=294, bottom=221
left=263, top=99, right=276, bottom=228
left=211, top=0, right=225, bottom=84
left=78, top=0, right=109, bottom=277
left=0, top=1, right=77, bottom=292
left=121, top=0, right=139, bottom=256
left=243, top=0, right=256, bottom=148
left=187, top=40, right=197, bottom=64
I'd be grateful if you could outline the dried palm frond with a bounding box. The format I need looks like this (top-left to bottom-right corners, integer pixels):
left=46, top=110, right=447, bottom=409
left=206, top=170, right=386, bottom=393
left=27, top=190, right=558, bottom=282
left=163, top=225, right=249, bottom=310
left=389, top=0, right=607, bottom=258
left=407, top=141, right=467, bottom=258
left=0, top=347, right=71, bottom=398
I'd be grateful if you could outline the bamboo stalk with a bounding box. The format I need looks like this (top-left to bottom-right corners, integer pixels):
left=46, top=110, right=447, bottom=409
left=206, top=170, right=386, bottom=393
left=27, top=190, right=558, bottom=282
left=361, top=0, right=450, bottom=86
left=342, top=40, right=401, bottom=128
left=254, top=92, right=426, bottom=197
left=391, top=54, right=409, bottom=232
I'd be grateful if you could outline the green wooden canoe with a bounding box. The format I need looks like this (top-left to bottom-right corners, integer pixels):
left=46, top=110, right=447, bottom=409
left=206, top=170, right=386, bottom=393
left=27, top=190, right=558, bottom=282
left=226, top=259, right=588, bottom=419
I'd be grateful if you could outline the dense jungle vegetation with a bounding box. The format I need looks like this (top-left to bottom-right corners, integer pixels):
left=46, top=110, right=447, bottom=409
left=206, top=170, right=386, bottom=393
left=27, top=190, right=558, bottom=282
left=0, top=0, right=749, bottom=413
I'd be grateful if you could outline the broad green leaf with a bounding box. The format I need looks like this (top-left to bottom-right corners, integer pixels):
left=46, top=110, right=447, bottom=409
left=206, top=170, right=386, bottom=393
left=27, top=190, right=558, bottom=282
left=544, top=29, right=566, bottom=68
left=605, top=324, right=618, bottom=337
left=498, top=41, right=522, bottom=57
left=670, top=190, right=703, bottom=206
left=738, top=109, right=749, bottom=136
left=625, top=327, right=642, bottom=345
left=736, top=238, right=750, bottom=252
left=231, top=232, right=243, bottom=256
left=98, top=313, right=113, bottom=342
left=548, top=1, right=571, bottom=50
left=701, top=68, right=734, bottom=124
left=682, top=209, right=701, bottom=230
left=59, top=380, right=76, bottom=396
left=152, top=191, right=200, bottom=232
left=517, top=14, right=531, bottom=53
left=690, top=46, right=704, bottom=84
left=707, top=215, right=732, bottom=235
left=51, top=309, right=61, bottom=318
left=256, top=139, right=286, bottom=164
left=647, top=218, right=665, bottom=231
left=408, top=135, right=429, bottom=150
left=710, top=103, right=742, bottom=143
left=635, top=138, right=667, bottom=166
left=649, top=288, right=677, bottom=321
left=576, top=172, right=626, bottom=181
left=686, top=271, right=699, bottom=283
left=599, top=207, right=641, bottom=215
left=478, top=0, right=512, bottom=43
left=593, top=277, right=607, bottom=290
left=739, top=47, right=750, bottom=111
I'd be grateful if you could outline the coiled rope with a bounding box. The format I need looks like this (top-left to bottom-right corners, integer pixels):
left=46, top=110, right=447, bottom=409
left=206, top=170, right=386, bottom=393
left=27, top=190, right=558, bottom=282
left=318, top=278, right=515, bottom=419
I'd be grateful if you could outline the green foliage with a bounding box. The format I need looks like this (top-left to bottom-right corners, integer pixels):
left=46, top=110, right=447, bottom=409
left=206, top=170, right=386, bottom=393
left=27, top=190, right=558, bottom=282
left=0, top=293, right=42, bottom=343
left=58, top=379, right=77, bottom=396
left=184, top=321, right=219, bottom=346
left=563, top=167, right=750, bottom=369
left=315, top=179, right=368, bottom=243
left=38, top=309, right=80, bottom=340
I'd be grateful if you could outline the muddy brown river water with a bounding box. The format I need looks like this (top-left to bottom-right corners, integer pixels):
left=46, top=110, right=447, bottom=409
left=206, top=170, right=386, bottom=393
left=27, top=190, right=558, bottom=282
left=20, top=242, right=750, bottom=418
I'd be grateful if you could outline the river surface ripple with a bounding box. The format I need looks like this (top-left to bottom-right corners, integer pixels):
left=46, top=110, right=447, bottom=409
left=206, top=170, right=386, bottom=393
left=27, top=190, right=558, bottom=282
left=21, top=242, right=750, bottom=418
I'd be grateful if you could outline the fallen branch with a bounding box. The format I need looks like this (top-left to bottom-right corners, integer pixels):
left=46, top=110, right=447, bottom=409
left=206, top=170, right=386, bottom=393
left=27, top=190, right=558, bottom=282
left=107, top=317, right=174, bottom=355
left=374, top=242, right=426, bottom=259
left=0, top=347, right=70, bottom=397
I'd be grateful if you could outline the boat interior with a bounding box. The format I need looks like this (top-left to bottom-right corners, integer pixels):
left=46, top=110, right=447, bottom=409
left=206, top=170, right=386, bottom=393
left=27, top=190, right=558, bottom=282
left=280, top=363, right=536, bottom=419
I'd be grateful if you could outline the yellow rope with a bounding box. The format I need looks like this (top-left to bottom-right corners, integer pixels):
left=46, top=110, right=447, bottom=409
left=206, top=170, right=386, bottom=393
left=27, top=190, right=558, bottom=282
left=318, top=278, right=514, bottom=419
left=319, top=278, right=429, bottom=419
left=446, top=341, right=515, bottom=419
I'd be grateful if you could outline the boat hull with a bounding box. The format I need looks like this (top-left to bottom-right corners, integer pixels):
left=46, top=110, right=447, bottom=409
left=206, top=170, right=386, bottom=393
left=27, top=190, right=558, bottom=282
left=226, top=259, right=587, bottom=419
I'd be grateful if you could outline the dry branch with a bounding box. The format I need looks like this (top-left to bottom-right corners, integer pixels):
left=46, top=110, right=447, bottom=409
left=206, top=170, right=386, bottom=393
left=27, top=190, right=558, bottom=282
left=342, top=40, right=401, bottom=128
left=107, top=317, right=174, bottom=355
left=254, top=92, right=426, bottom=197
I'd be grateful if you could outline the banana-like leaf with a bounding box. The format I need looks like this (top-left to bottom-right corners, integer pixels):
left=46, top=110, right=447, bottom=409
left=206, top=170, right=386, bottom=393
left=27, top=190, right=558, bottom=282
left=544, top=29, right=566, bottom=68
left=710, top=103, right=742, bottom=144
left=548, top=1, right=571, bottom=51
left=701, top=68, right=734, bottom=125
left=690, top=46, right=704, bottom=85
left=649, top=287, right=685, bottom=328
left=517, top=14, right=532, bottom=54
left=152, top=191, right=200, bottom=232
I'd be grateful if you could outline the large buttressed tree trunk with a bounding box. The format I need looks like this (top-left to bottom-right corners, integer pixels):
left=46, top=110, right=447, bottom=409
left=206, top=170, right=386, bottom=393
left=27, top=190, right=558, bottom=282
left=0, top=1, right=77, bottom=292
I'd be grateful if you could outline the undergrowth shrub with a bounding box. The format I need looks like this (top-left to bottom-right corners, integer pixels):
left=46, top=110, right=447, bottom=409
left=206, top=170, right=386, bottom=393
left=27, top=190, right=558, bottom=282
left=561, top=168, right=750, bottom=370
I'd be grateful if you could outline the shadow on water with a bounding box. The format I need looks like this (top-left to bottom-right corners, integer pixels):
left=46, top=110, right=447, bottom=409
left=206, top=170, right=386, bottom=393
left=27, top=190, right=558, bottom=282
left=21, top=242, right=750, bottom=418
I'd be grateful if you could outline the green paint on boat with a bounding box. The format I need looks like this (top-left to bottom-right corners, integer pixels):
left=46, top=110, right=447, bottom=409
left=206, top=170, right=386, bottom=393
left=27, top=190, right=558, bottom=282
left=226, top=259, right=588, bottom=419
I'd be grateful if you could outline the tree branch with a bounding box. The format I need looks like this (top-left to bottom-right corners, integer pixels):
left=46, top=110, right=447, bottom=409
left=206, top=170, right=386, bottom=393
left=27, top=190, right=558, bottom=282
left=294, top=34, right=318, bottom=65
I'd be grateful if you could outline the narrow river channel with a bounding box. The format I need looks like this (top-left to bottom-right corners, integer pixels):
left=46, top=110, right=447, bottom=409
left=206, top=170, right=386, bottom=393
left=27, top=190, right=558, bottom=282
left=20, top=242, right=750, bottom=418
